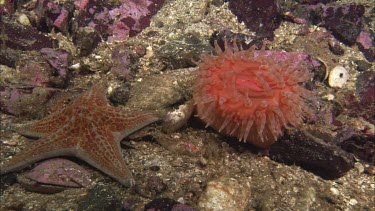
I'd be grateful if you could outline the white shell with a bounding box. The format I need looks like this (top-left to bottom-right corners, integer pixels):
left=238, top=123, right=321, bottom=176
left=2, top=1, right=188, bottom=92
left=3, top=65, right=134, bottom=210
left=328, top=65, right=349, bottom=88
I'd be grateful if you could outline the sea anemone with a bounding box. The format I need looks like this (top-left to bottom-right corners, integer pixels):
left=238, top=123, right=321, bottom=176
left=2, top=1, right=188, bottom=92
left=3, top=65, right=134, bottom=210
left=193, top=40, right=314, bottom=149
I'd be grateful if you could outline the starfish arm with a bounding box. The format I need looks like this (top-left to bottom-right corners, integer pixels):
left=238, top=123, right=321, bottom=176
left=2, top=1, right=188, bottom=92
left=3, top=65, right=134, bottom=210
left=0, top=135, right=76, bottom=175
left=11, top=84, right=108, bottom=138
left=76, top=130, right=135, bottom=187
left=100, top=109, right=160, bottom=139
left=11, top=108, right=73, bottom=138
left=75, top=83, right=109, bottom=107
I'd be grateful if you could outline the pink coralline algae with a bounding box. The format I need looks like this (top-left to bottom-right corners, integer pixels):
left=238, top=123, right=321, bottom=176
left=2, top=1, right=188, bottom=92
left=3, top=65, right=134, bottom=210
left=356, top=31, right=373, bottom=50
left=40, top=48, right=71, bottom=77
left=0, top=86, right=57, bottom=117
left=19, top=62, right=51, bottom=87
left=74, top=0, right=89, bottom=11
left=25, top=158, right=92, bottom=187
left=107, top=0, right=153, bottom=42
left=75, top=0, right=165, bottom=42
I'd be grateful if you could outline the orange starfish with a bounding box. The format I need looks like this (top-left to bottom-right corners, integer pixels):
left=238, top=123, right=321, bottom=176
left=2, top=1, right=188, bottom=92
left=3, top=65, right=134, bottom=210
left=0, top=84, right=159, bottom=187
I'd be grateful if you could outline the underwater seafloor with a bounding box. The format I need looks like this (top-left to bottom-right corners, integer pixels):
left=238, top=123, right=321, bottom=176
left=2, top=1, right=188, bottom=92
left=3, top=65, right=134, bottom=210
left=0, top=0, right=374, bottom=210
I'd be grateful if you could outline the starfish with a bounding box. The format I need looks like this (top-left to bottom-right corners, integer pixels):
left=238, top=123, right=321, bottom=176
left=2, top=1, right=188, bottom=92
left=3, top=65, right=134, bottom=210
left=0, top=84, right=159, bottom=187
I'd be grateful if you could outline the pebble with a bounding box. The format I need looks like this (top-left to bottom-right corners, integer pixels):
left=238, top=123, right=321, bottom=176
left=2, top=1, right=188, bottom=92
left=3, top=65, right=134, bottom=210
left=162, top=100, right=194, bottom=133
left=354, top=162, right=364, bottom=174
left=18, top=14, right=31, bottom=26
left=355, top=60, right=372, bottom=72
left=147, top=176, right=167, bottom=194
left=330, top=187, right=339, bottom=196
left=328, top=65, right=350, bottom=88
left=349, top=198, right=358, bottom=206
left=328, top=39, right=344, bottom=56
left=198, top=176, right=251, bottom=211
left=365, top=165, right=375, bottom=175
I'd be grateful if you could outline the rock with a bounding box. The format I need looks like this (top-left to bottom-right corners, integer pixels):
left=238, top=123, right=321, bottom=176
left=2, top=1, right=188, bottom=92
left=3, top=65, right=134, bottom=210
left=198, top=176, right=251, bottom=211
left=328, top=65, right=349, bottom=88
left=77, top=184, right=122, bottom=211
left=337, top=71, right=374, bottom=122
left=328, top=39, right=344, bottom=55
left=122, top=199, right=134, bottom=211
left=147, top=176, right=167, bottom=194
left=356, top=31, right=374, bottom=61
left=73, top=0, right=166, bottom=43
left=149, top=166, right=160, bottom=172
left=0, top=85, right=58, bottom=118
left=17, top=174, right=67, bottom=194
left=144, top=198, right=179, bottom=210
left=162, top=100, right=194, bottom=133
left=110, top=44, right=142, bottom=80
left=73, top=27, right=101, bottom=57
left=33, top=0, right=75, bottom=34
left=289, top=3, right=373, bottom=62
left=322, top=4, right=365, bottom=46
left=209, top=30, right=260, bottom=50
left=365, top=165, right=375, bottom=175
left=157, top=33, right=214, bottom=69
left=109, top=84, right=131, bottom=106
left=156, top=132, right=204, bottom=157
left=40, top=48, right=72, bottom=84
left=0, top=174, right=17, bottom=194
left=356, top=31, right=373, bottom=50
left=25, top=158, right=92, bottom=188
left=269, top=130, right=354, bottom=179
left=228, top=0, right=281, bottom=40
left=0, top=48, right=18, bottom=67
left=141, top=199, right=192, bottom=211
left=2, top=50, right=71, bottom=88
left=355, top=60, right=372, bottom=72
left=0, top=0, right=14, bottom=14
left=358, top=46, right=375, bottom=62
left=0, top=16, right=58, bottom=51
left=339, top=134, right=374, bottom=164
left=126, top=68, right=195, bottom=111
left=171, top=204, right=196, bottom=211
left=294, top=0, right=336, bottom=3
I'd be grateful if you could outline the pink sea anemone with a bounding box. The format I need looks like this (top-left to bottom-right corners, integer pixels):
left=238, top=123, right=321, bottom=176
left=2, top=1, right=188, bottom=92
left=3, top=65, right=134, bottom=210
left=193, top=40, right=314, bottom=149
